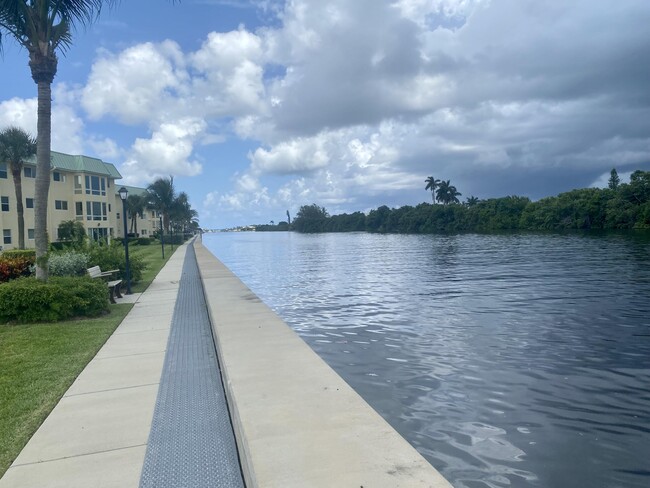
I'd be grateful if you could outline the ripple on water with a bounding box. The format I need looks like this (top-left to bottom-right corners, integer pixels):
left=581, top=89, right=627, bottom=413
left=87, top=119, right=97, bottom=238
left=205, top=232, right=650, bottom=488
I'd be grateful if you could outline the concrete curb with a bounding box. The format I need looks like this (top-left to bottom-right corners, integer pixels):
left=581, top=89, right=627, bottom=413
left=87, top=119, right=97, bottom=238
left=194, top=239, right=453, bottom=488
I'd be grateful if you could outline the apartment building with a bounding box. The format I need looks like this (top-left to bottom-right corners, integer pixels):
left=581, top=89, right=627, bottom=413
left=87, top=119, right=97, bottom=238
left=0, top=151, right=157, bottom=250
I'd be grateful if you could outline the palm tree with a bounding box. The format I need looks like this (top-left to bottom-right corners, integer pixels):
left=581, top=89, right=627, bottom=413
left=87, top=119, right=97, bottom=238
left=1, top=0, right=116, bottom=279
left=465, top=196, right=480, bottom=207
left=147, top=176, right=176, bottom=232
left=435, top=180, right=462, bottom=205
left=425, top=176, right=440, bottom=203
left=0, top=127, right=36, bottom=249
left=169, top=191, right=198, bottom=235
left=127, top=193, right=147, bottom=236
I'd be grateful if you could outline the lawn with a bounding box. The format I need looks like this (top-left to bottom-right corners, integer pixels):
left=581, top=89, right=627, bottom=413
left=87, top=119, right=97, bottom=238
left=129, top=241, right=173, bottom=293
left=0, top=241, right=178, bottom=478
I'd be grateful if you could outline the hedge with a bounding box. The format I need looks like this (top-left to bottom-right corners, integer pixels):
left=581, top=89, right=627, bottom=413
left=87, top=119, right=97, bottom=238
left=0, top=276, right=109, bottom=324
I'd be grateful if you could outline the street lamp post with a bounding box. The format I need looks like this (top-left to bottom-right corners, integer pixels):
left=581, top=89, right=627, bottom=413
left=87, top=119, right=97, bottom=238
left=118, top=187, right=132, bottom=294
left=159, top=215, right=165, bottom=259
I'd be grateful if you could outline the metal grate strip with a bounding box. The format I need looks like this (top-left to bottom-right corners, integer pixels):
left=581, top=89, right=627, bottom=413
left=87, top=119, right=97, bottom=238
left=139, top=245, right=245, bottom=488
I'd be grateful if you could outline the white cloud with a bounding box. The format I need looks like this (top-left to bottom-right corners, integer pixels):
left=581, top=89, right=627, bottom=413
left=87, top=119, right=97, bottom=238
left=0, top=97, right=37, bottom=133
left=190, top=28, right=267, bottom=117
left=119, top=118, right=206, bottom=184
left=249, top=134, right=331, bottom=174
left=81, top=41, right=187, bottom=125
left=0, top=87, right=84, bottom=155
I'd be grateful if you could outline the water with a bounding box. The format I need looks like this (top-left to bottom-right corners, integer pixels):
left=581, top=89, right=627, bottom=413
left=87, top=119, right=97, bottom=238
left=203, top=231, right=650, bottom=488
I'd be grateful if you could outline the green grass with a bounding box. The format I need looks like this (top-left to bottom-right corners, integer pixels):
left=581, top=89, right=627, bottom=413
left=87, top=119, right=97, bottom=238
left=129, top=241, right=175, bottom=293
left=0, top=240, right=180, bottom=478
left=0, top=304, right=133, bottom=477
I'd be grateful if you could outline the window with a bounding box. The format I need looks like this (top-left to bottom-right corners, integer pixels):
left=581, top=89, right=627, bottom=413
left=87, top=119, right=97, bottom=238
left=55, top=200, right=68, bottom=210
left=28, top=229, right=34, bottom=240
left=74, top=175, right=83, bottom=194
left=26, top=198, right=34, bottom=209
left=1, top=196, right=8, bottom=212
left=3, top=229, right=11, bottom=245
left=108, top=204, right=111, bottom=212
left=116, top=212, right=120, bottom=220
left=53, top=171, right=64, bottom=182
left=142, top=229, right=147, bottom=235
left=24, top=167, right=36, bottom=178
left=0, top=163, right=6, bottom=179
left=85, top=175, right=106, bottom=196
left=75, top=202, right=83, bottom=220
left=86, top=201, right=106, bottom=221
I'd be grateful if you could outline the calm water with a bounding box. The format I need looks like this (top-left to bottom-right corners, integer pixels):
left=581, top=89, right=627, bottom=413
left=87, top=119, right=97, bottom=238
left=203, top=231, right=650, bottom=488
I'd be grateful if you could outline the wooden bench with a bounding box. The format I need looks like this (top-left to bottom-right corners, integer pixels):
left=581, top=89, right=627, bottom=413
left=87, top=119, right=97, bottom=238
left=87, top=266, right=123, bottom=304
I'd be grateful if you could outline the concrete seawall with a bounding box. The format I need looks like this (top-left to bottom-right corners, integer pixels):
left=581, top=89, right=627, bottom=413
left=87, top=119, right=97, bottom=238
left=194, top=240, right=452, bottom=488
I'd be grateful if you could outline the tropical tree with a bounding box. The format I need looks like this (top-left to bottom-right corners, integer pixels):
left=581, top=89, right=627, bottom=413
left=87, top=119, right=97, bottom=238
left=169, top=191, right=198, bottom=234
left=425, top=176, right=440, bottom=203
left=147, top=177, right=176, bottom=232
left=436, top=180, right=462, bottom=205
left=608, top=168, right=620, bottom=190
left=0, top=126, right=36, bottom=249
left=465, top=196, right=480, bottom=207
left=292, top=204, right=329, bottom=233
left=1, top=0, right=116, bottom=279
left=127, top=193, right=147, bottom=235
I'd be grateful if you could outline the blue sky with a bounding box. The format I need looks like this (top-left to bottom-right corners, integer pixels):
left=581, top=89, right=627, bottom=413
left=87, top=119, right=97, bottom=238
left=1, top=0, right=650, bottom=229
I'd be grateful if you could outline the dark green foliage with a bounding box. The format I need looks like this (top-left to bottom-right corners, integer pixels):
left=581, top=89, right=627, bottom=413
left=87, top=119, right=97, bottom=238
left=292, top=204, right=330, bottom=233
left=608, top=168, right=620, bottom=190
left=256, top=221, right=290, bottom=231
left=291, top=170, right=650, bottom=234
left=137, top=237, right=152, bottom=245
left=56, top=220, right=86, bottom=248
left=0, top=277, right=108, bottom=323
left=87, top=242, right=145, bottom=283
left=51, top=277, right=109, bottom=317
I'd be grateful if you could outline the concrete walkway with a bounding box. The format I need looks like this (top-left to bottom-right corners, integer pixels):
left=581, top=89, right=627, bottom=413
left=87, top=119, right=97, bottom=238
left=0, top=242, right=191, bottom=488
left=1, top=238, right=453, bottom=488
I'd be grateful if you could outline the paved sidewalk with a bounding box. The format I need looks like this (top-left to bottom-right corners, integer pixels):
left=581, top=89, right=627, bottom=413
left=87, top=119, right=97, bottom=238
left=0, top=243, right=187, bottom=488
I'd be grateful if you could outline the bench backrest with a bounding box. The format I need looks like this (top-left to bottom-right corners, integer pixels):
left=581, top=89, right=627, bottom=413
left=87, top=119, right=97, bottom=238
left=87, top=266, right=102, bottom=278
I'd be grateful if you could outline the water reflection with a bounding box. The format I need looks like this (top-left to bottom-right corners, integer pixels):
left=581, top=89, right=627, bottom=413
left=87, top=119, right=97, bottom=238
left=204, top=232, right=650, bottom=488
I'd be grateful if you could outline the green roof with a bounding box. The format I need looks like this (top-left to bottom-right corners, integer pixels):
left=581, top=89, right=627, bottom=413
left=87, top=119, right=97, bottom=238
left=114, top=185, right=148, bottom=197
left=26, top=151, right=122, bottom=179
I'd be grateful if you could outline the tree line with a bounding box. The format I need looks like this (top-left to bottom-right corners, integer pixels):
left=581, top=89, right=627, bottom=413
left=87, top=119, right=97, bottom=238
left=288, top=169, right=650, bottom=233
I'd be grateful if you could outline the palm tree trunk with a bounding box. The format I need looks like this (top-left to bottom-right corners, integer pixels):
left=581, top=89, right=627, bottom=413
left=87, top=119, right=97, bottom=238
left=11, top=168, right=26, bottom=249
left=34, top=80, right=52, bottom=280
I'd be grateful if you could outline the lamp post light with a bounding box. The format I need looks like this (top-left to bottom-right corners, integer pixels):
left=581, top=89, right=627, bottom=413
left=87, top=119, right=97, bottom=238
left=118, top=187, right=132, bottom=294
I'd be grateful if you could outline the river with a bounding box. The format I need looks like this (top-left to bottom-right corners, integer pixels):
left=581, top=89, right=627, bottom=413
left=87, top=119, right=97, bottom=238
left=202, top=231, right=650, bottom=488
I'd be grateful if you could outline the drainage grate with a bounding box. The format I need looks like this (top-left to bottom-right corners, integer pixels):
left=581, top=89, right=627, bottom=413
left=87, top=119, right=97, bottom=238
left=139, top=245, right=245, bottom=488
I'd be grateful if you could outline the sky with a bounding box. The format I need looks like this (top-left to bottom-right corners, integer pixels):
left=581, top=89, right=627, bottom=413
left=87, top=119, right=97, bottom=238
left=1, top=0, right=649, bottom=229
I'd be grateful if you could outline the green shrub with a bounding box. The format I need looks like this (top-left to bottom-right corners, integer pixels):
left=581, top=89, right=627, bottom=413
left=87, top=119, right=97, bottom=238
left=87, top=242, right=145, bottom=283
left=137, top=237, right=152, bottom=245
left=48, top=251, right=90, bottom=277
left=51, top=277, right=109, bottom=317
left=0, top=276, right=109, bottom=324
left=1, top=250, right=36, bottom=260
left=0, top=278, right=77, bottom=323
